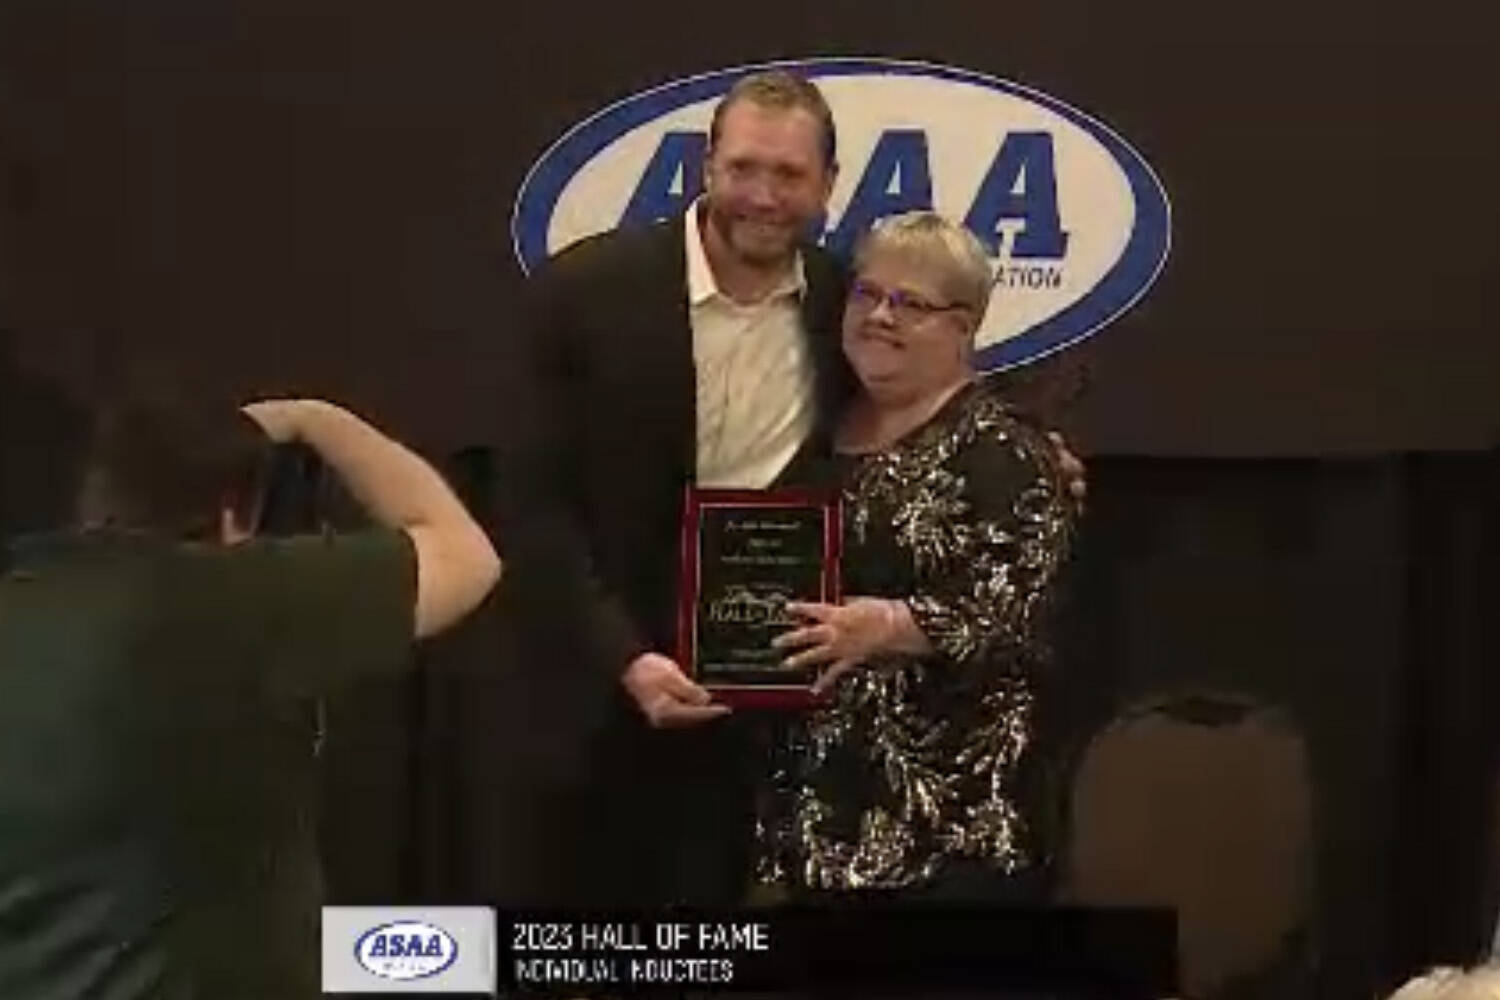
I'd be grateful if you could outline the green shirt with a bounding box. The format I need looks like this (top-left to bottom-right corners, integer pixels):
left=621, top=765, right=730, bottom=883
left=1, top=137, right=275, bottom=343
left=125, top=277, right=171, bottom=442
left=0, top=529, right=416, bottom=998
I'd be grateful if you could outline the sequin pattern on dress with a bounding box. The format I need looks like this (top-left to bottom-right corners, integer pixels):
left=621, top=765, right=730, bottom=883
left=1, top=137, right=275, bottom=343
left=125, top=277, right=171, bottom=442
left=756, top=385, right=1074, bottom=891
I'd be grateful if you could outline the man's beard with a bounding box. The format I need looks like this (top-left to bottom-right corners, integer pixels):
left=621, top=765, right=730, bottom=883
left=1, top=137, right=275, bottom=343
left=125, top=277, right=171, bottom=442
left=707, top=204, right=798, bottom=270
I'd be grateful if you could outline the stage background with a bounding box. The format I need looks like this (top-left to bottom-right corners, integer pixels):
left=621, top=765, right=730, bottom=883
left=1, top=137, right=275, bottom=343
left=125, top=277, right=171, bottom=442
left=1, top=2, right=1496, bottom=997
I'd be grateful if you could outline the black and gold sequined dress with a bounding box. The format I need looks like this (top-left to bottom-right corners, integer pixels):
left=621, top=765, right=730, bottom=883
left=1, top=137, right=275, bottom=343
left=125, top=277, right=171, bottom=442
left=756, top=378, right=1075, bottom=893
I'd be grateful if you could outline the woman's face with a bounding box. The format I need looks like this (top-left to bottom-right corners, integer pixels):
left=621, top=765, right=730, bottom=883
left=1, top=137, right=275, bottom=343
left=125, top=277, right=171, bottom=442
left=841, top=251, right=976, bottom=405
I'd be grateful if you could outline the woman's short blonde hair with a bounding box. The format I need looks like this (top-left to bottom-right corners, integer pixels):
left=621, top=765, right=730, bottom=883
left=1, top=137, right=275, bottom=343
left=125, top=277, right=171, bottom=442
left=852, top=211, right=995, bottom=320
left=1387, top=965, right=1500, bottom=1000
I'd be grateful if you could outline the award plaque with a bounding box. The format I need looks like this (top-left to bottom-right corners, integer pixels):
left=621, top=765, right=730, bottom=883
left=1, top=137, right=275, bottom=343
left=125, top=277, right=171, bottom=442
left=677, top=487, right=842, bottom=708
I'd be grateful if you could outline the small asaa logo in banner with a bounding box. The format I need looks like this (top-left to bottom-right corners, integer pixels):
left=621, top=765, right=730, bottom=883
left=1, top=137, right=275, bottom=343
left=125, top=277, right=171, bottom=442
left=354, top=919, right=459, bottom=981
left=512, top=58, right=1170, bottom=372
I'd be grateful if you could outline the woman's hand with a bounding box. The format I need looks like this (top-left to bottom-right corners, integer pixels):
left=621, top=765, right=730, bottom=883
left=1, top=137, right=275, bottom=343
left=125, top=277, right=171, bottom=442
left=774, top=598, right=930, bottom=694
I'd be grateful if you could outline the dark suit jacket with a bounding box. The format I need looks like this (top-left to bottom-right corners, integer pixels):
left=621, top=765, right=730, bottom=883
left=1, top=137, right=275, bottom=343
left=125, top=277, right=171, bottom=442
left=486, top=215, right=851, bottom=904
left=498, top=214, right=852, bottom=690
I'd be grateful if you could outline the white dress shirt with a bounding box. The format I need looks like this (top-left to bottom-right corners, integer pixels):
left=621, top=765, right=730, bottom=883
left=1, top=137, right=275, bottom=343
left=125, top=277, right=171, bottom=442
left=685, top=203, right=816, bottom=489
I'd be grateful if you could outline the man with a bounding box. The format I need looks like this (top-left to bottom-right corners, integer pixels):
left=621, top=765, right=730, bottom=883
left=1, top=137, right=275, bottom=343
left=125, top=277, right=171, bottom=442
left=0, top=391, right=500, bottom=998
left=498, top=70, right=1082, bottom=907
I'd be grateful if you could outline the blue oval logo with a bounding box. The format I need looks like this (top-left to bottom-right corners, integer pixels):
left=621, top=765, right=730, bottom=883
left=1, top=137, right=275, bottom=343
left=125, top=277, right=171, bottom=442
left=354, top=920, right=459, bottom=981
left=512, top=57, right=1170, bottom=372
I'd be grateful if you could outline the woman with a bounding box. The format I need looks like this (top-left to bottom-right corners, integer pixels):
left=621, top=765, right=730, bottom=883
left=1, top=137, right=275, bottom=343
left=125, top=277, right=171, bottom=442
left=756, top=211, right=1078, bottom=900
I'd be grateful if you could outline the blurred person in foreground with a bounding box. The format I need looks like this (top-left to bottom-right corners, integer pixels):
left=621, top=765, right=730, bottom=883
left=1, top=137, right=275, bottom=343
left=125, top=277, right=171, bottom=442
left=0, top=391, right=499, bottom=998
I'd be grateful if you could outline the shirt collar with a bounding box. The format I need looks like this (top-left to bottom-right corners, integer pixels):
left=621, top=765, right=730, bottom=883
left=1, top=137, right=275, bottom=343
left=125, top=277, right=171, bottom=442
left=685, top=198, right=806, bottom=307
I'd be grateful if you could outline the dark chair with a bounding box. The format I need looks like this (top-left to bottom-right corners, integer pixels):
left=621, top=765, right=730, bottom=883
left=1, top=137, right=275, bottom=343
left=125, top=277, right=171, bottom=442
left=1059, top=692, right=1316, bottom=999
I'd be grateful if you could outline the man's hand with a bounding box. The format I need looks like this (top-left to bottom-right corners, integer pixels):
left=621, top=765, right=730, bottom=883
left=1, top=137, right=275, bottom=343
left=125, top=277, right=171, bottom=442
left=621, top=652, right=730, bottom=728
left=240, top=399, right=304, bottom=444
left=1047, top=431, right=1087, bottom=508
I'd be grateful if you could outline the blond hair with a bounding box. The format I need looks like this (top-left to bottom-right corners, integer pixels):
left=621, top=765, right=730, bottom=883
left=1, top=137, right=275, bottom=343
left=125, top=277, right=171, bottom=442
left=854, top=211, right=995, bottom=320
left=708, top=70, right=836, bottom=167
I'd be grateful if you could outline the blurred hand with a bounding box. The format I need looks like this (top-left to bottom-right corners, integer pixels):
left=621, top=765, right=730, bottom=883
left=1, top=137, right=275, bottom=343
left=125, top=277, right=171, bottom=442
left=621, top=652, right=730, bottom=728
left=1047, top=431, right=1087, bottom=508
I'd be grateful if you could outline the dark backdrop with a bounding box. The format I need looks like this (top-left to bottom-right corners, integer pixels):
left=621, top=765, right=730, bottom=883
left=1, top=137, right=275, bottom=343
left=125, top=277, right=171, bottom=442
left=1, top=2, right=1497, bottom=997
left=1, top=0, right=1496, bottom=455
